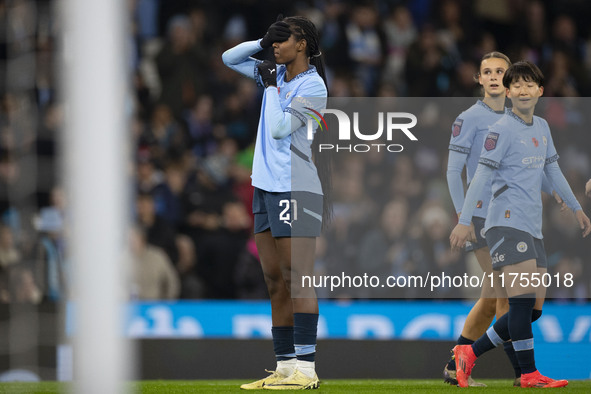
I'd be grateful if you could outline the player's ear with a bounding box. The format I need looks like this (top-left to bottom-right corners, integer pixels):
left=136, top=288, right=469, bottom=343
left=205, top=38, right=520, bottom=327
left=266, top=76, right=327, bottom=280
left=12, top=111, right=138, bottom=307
left=505, top=87, right=511, bottom=98
left=538, top=86, right=544, bottom=97
left=297, top=38, right=306, bottom=53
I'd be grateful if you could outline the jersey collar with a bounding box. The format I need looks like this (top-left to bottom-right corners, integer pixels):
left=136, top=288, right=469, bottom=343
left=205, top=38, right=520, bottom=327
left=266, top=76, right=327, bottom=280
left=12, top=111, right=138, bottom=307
left=477, top=99, right=505, bottom=114
left=506, top=108, right=534, bottom=126
left=284, top=65, right=317, bottom=83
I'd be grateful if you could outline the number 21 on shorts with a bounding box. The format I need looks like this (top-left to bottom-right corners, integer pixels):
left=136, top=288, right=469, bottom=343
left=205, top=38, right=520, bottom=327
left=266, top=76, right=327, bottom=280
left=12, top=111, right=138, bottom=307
left=279, top=199, right=298, bottom=226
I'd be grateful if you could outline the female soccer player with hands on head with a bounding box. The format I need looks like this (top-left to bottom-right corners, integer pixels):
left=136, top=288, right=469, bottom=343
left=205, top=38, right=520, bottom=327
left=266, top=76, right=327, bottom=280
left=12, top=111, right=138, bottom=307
left=223, top=14, right=330, bottom=390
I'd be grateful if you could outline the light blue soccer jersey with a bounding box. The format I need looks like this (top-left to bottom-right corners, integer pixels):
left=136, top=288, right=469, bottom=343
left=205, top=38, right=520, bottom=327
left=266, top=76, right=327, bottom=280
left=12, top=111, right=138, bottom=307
left=222, top=39, right=327, bottom=194
left=478, top=110, right=558, bottom=239
left=448, top=100, right=505, bottom=218
left=252, top=64, right=327, bottom=193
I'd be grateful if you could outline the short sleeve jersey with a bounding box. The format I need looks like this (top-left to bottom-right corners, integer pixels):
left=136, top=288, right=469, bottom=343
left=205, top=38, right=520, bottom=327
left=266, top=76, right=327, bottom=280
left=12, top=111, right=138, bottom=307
left=251, top=64, right=327, bottom=194
left=478, top=109, right=559, bottom=239
left=448, top=100, right=506, bottom=218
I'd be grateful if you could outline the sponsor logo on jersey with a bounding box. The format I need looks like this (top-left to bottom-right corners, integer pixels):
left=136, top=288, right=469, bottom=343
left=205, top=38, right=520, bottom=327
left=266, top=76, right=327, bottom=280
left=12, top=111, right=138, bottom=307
left=452, top=119, right=463, bottom=137
left=492, top=252, right=506, bottom=264
left=516, top=242, right=528, bottom=253
left=484, top=132, right=499, bottom=151
left=522, top=155, right=545, bottom=168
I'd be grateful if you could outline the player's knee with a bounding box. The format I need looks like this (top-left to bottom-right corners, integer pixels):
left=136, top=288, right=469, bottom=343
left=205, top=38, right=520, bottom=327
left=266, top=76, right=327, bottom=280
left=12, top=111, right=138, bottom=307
left=263, top=271, right=287, bottom=297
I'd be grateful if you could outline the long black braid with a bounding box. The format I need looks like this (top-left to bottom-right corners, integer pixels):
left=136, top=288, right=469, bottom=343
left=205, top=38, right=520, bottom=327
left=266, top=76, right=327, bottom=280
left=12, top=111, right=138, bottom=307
left=283, top=16, right=333, bottom=227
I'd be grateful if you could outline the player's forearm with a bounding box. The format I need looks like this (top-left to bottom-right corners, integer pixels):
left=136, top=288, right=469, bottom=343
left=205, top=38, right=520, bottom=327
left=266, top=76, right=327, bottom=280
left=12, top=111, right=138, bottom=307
left=541, top=172, right=554, bottom=195
left=458, top=164, right=492, bottom=225
left=544, top=162, right=581, bottom=212
left=446, top=150, right=467, bottom=214
left=222, top=40, right=263, bottom=79
left=263, top=87, right=301, bottom=139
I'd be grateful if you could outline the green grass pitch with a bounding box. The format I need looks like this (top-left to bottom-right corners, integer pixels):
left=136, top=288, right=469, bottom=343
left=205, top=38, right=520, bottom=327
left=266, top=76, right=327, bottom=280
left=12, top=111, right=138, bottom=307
left=0, top=379, right=590, bottom=393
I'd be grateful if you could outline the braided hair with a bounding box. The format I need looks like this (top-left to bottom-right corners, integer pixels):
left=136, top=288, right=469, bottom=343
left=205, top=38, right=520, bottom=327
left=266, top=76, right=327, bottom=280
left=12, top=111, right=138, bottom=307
left=283, top=16, right=329, bottom=95
left=283, top=16, right=333, bottom=227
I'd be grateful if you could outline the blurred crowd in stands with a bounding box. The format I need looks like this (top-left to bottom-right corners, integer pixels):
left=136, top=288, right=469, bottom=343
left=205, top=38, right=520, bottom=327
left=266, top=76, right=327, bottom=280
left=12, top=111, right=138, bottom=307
left=0, top=0, right=590, bottom=302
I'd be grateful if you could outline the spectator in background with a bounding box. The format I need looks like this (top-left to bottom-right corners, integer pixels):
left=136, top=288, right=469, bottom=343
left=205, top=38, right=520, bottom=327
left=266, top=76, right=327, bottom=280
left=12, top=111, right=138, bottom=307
left=345, top=3, right=387, bottom=96
left=10, top=265, right=41, bottom=304
left=175, top=234, right=205, bottom=299
left=184, top=95, right=217, bottom=158
left=434, top=0, right=465, bottom=65
left=36, top=102, right=62, bottom=208
left=543, top=50, right=584, bottom=97
left=144, top=103, right=188, bottom=162
left=136, top=191, right=179, bottom=266
left=158, top=159, right=190, bottom=231
left=0, top=225, right=21, bottom=302
left=33, top=207, right=67, bottom=302
left=585, top=179, right=591, bottom=198
left=356, top=198, right=415, bottom=297
left=129, top=226, right=180, bottom=300
left=155, top=15, right=207, bottom=118
left=233, top=237, right=267, bottom=299
left=405, top=25, right=453, bottom=96
left=195, top=200, right=251, bottom=299
left=382, top=5, right=417, bottom=93
left=320, top=0, right=351, bottom=75
left=417, top=204, right=463, bottom=297
left=136, top=154, right=166, bottom=197
left=388, top=155, right=424, bottom=211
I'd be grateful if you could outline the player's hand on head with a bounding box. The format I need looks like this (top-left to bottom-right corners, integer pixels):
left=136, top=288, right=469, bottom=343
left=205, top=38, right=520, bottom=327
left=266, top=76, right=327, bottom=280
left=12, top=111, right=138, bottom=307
left=449, top=223, right=471, bottom=251
left=575, top=209, right=591, bottom=238
left=258, top=60, right=277, bottom=88
left=260, top=15, right=291, bottom=48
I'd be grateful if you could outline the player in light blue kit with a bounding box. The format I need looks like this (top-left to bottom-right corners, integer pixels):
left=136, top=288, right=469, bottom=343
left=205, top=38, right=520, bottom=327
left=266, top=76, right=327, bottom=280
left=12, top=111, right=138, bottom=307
left=445, top=52, right=562, bottom=387
left=450, top=61, right=591, bottom=388
left=444, top=52, right=512, bottom=387
left=223, top=15, right=329, bottom=390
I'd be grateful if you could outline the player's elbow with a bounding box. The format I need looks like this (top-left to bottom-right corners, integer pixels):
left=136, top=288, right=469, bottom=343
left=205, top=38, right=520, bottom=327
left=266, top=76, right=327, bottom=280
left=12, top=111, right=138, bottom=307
left=221, top=50, right=235, bottom=66
left=271, top=130, right=285, bottom=140
left=446, top=168, right=461, bottom=179
left=270, top=122, right=289, bottom=139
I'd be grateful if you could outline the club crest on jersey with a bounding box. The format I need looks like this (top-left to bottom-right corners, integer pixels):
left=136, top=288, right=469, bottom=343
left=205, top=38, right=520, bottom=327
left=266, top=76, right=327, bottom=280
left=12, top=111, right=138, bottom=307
left=543, top=136, right=547, bottom=145
left=505, top=210, right=510, bottom=218
left=516, top=242, right=528, bottom=253
left=285, top=91, right=292, bottom=99
left=452, top=119, right=463, bottom=137
left=476, top=200, right=483, bottom=209
left=532, top=137, right=539, bottom=147
left=484, top=132, right=499, bottom=151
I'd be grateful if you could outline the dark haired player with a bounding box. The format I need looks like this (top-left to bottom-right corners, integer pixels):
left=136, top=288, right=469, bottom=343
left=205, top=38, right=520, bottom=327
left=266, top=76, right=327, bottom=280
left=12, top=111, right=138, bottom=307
left=450, top=61, right=591, bottom=388
left=445, top=52, right=562, bottom=387
left=223, top=15, right=329, bottom=390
